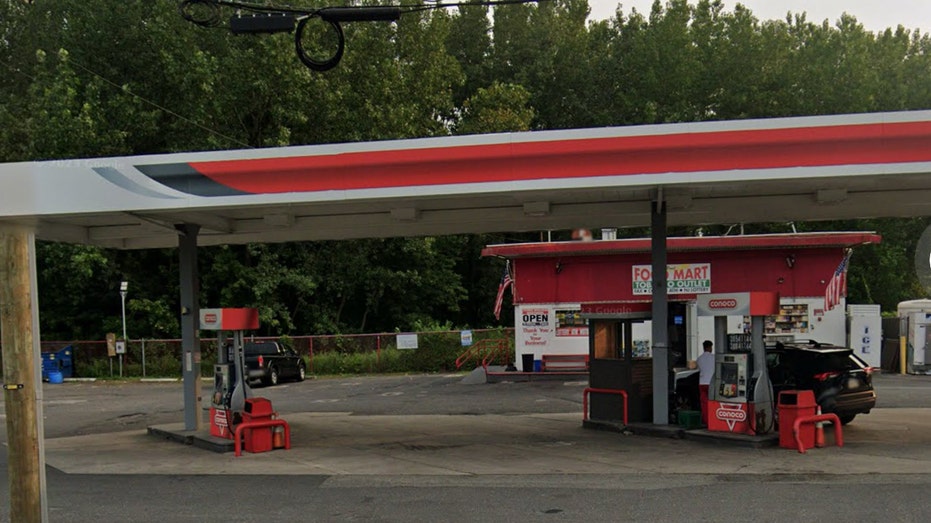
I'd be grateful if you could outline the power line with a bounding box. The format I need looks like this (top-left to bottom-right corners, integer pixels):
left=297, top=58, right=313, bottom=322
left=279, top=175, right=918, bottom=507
left=179, top=0, right=543, bottom=71
left=66, top=59, right=253, bottom=149
left=0, top=53, right=252, bottom=150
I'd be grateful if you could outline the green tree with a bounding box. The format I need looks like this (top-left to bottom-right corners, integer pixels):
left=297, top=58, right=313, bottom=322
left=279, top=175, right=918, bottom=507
left=456, top=82, right=535, bottom=134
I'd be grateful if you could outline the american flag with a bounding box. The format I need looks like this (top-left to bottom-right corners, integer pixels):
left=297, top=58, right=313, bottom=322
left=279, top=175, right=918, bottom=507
left=824, top=249, right=853, bottom=311
left=493, top=261, right=514, bottom=321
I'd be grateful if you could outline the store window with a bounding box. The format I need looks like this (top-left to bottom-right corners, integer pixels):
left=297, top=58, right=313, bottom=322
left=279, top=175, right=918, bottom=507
left=555, top=309, right=589, bottom=337
left=593, top=320, right=619, bottom=359
left=744, top=303, right=809, bottom=335
left=592, top=320, right=645, bottom=360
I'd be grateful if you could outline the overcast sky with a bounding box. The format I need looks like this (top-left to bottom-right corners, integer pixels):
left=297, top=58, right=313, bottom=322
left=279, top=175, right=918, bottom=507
left=587, top=1, right=931, bottom=33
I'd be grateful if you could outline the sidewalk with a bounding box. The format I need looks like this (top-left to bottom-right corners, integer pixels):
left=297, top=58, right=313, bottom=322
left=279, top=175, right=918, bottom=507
left=42, top=408, right=931, bottom=477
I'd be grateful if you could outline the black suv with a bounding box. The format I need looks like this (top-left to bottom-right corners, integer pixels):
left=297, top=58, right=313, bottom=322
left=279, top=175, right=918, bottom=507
left=767, top=340, right=876, bottom=425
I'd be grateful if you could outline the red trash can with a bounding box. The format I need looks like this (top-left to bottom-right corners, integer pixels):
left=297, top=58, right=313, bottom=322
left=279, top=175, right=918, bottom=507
left=777, top=390, right=817, bottom=450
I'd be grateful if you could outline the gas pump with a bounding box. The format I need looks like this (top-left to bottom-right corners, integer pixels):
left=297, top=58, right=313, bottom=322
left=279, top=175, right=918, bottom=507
left=714, top=352, right=750, bottom=401
left=696, top=292, right=779, bottom=435
left=200, top=308, right=259, bottom=439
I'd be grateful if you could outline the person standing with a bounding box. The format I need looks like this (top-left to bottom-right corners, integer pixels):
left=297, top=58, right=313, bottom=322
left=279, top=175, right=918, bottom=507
left=697, top=340, right=715, bottom=426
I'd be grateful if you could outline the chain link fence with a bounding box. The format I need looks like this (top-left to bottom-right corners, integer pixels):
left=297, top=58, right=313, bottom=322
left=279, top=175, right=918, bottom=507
left=1, top=328, right=514, bottom=378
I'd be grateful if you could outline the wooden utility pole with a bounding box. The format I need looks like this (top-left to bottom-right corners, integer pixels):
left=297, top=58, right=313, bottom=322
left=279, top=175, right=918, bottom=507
left=0, top=227, right=48, bottom=522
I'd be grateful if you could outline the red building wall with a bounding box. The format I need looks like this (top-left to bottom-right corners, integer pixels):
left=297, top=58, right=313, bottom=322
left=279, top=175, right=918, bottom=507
left=513, top=247, right=841, bottom=305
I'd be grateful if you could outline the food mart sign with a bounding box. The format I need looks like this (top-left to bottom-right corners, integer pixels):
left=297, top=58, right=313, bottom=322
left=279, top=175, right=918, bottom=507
left=632, top=263, right=711, bottom=295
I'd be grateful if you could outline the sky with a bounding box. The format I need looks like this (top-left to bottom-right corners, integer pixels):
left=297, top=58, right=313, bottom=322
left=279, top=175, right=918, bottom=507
left=586, top=1, right=931, bottom=33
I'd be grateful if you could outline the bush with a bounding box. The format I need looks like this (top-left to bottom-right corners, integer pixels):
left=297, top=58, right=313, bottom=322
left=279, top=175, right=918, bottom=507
left=145, top=353, right=183, bottom=378
left=78, top=358, right=112, bottom=378
left=310, top=351, right=379, bottom=374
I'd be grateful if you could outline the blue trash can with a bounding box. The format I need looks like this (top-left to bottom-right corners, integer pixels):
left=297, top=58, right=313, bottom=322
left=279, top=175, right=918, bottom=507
left=533, top=360, right=542, bottom=373
left=41, top=345, right=74, bottom=381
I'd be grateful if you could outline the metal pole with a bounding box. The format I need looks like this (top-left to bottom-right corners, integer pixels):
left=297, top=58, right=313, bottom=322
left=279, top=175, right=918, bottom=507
left=120, top=290, right=126, bottom=378
left=141, top=339, right=146, bottom=377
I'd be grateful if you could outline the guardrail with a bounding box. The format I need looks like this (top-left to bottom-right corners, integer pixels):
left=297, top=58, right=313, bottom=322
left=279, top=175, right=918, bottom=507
left=793, top=413, right=843, bottom=454
left=456, top=338, right=506, bottom=370
left=234, top=419, right=291, bottom=457
left=583, top=387, right=628, bottom=426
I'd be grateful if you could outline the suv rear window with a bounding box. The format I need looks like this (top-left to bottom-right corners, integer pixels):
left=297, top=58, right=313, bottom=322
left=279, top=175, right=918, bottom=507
left=780, top=347, right=857, bottom=374
left=807, top=351, right=856, bottom=372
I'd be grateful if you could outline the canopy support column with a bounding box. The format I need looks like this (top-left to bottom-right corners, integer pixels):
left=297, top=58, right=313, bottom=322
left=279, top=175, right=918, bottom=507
left=651, top=200, right=669, bottom=424
left=177, top=224, right=202, bottom=431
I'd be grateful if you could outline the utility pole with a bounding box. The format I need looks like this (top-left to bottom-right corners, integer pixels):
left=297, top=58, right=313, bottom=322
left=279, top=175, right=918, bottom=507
left=0, top=227, right=48, bottom=522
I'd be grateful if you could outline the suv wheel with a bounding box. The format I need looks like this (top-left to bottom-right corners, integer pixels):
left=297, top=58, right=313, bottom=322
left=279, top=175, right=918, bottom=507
left=297, top=363, right=306, bottom=382
left=267, top=366, right=279, bottom=386
left=838, top=414, right=856, bottom=425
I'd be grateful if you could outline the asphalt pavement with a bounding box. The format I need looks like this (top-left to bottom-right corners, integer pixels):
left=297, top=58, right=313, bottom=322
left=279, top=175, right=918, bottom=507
left=1, top=371, right=931, bottom=522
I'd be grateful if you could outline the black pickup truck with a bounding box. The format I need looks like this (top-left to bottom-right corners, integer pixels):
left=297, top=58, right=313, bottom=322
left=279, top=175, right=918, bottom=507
left=243, top=341, right=306, bottom=386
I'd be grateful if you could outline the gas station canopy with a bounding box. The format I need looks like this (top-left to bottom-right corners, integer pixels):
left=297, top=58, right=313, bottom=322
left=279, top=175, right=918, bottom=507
left=2, top=110, right=931, bottom=248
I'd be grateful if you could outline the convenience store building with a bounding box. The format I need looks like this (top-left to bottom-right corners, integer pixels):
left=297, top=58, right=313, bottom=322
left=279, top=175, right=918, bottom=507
left=481, top=232, right=881, bottom=367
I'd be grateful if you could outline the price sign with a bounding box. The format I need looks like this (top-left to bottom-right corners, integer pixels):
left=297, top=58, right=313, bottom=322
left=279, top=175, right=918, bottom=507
left=106, top=333, right=116, bottom=357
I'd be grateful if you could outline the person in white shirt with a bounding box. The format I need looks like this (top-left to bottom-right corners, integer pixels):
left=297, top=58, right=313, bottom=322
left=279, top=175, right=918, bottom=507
left=697, top=340, right=715, bottom=426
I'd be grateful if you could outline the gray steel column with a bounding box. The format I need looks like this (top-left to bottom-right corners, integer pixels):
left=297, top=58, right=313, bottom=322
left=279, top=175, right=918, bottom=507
left=651, top=200, right=669, bottom=424
left=177, top=224, right=201, bottom=431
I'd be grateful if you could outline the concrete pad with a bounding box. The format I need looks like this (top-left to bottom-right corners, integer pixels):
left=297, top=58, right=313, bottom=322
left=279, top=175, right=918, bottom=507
left=40, top=409, right=931, bottom=477
left=460, top=366, right=487, bottom=385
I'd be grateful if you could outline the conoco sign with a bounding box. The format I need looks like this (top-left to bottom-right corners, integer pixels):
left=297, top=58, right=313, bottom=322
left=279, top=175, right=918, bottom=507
left=696, top=292, right=779, bottom=317
left=198, top=308, right=261, bottom=331
left=707, top=299, right=738, bottom=309
left=715, top=403, right=748, bottom=431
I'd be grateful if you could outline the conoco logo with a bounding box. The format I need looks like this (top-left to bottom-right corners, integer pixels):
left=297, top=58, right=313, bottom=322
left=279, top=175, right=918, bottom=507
left=716, top=408, right=747, bottom=421
left=709, top=299, right=738, bottom=309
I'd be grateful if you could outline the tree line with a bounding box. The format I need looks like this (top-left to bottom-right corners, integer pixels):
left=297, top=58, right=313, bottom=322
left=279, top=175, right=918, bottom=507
left=1, top=0, right=929, bottom=340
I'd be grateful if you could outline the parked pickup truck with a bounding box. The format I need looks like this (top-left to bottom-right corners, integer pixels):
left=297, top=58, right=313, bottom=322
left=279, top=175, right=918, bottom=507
left=244, top=341, right=306, bottom=386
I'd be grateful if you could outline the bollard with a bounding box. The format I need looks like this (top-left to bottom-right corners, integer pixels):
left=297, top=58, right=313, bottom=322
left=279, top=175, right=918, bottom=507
left=814, top=406, right=825, bottom=448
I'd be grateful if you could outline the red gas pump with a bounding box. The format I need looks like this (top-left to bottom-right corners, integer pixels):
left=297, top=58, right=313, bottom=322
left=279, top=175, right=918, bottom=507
left=201, top=308, right=260, bottom=440
left=200, top=309, right=290, bottom=454
left=696, top=292, right=779, bottom=436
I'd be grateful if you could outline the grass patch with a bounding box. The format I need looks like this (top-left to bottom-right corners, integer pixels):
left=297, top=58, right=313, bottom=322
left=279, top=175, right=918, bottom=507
left=309, top=343, right=463, bottom=375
